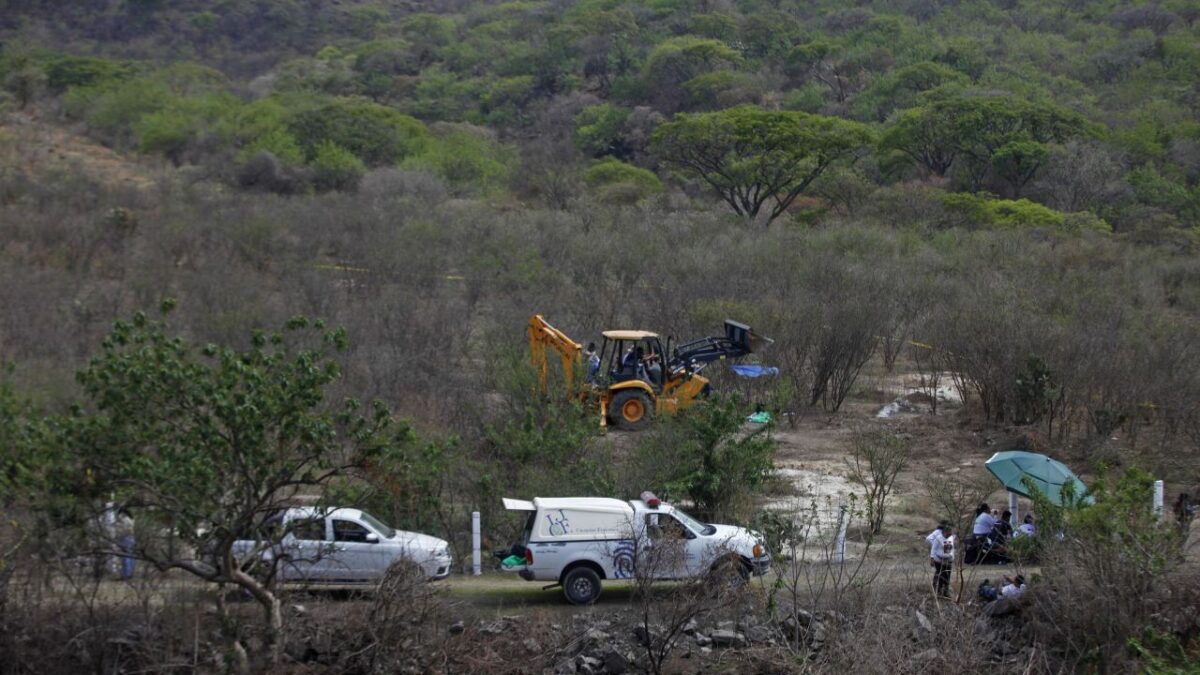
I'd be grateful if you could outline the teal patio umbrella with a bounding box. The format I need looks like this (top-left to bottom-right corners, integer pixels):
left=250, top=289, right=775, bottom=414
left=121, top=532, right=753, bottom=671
left=985, top=451, right=1091, bottom=506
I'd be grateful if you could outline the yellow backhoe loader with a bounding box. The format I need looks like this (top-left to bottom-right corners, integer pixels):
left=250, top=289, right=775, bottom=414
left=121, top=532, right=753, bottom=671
left=528, top=314, right=770, bottom=430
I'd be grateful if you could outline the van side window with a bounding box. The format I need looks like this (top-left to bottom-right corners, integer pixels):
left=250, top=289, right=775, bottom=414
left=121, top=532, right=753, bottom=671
left=646, top=514, right=688, bottom=540
left=292, top=518, right=325, bottom=541
left=333, top=519, right=371, bottom=543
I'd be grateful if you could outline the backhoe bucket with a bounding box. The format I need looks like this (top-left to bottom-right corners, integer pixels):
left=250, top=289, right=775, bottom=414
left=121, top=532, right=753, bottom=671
left=724, top=319, right=773, bottom=353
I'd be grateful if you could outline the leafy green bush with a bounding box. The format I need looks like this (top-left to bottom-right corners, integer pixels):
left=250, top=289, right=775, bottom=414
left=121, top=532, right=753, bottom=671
left=582, top=158, right=662, bottom=202
left=403, top=126, right=515, bottom=193
left=288, top=99, right=429, bottom=166
left=941, top=193, right=1067, bottom=229
left=574, top=103, right=631, bottom=158
left=43, top=55, right=134, bottom=91
left=630, top=395, right=775, bottom=522
left=311, top=140, right=366, bottom=191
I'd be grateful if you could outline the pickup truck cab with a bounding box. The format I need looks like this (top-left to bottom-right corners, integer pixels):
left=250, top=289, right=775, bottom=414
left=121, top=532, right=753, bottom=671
left=502, top=492, right=769, bottom=605
left=234, top=507, right=452, bottom=584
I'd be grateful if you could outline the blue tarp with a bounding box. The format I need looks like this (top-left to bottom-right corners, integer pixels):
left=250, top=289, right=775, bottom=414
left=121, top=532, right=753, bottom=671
left=730, top=364, right=780, bottom=378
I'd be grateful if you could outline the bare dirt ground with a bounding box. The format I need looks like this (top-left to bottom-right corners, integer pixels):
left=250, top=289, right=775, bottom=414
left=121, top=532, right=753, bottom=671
left=0, top=110, right=162, bottom=190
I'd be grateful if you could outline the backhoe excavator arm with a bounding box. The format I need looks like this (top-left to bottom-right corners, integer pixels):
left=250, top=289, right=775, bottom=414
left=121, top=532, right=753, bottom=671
left=670, top=319, right=773, bottom=373
left=528, top=315, right=583, bottom=396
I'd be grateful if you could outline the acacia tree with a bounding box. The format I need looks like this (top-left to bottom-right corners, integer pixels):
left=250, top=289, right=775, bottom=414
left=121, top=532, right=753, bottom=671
left=881, top=92, right=1096, bottom=194
left=54, top=303, right=405, bottom=670
left=651, top=105, right=873, bottom=226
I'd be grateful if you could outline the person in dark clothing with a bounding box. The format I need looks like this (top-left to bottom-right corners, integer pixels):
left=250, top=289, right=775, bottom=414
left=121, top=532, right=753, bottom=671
left=994, top=510, right=1013, bottom=542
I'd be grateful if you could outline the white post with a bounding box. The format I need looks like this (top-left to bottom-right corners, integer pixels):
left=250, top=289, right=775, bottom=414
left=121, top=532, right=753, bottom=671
left=471, top=511, right=482, bottom=576
left=1153, top=480, right=1164, bottom=519
left=104, top=500, right=117, bottom=575
left=833, top=501, right=848, bottom=564
left=1008, top=492, right=1019, bottom=525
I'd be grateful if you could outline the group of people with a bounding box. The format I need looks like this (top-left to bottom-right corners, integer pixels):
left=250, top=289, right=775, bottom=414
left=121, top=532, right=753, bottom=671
left=966, top=503, right=1035, bottom=564
left=925, top=503, right=1037, bottom=599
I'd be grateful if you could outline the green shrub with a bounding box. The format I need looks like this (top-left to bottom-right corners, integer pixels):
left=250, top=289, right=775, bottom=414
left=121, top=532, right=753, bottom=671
left=310, top=140, right=366, bottom=191
left=239, top=127, right=305, bottom=166
left=402, top=126, right=515, bottom=193
left=43, top=55, right=134, bottom=91
left=288, top=99, right=429, bottom=166
left=574, top=103, right=631, bottom=158
left=629, top=395, right=775, bottom=522
left=582, top=158, right=662, bottom=202
left=941, top=193, right=1067, bottom=229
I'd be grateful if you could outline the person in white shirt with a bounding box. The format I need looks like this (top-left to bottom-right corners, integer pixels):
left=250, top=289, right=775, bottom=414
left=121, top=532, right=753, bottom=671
left=973, top=503, right=996, bottom=538
left=1000, top=574, right=1026, bottom=599
left=928, top=521, right=954, bottom=598
left=1014, top=514, right=1035, bottom=538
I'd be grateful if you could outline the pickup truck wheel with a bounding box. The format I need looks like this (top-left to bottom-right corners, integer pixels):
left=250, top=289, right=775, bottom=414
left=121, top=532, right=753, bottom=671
left=610, top=390, right=653, bottom=431
left=562, top=567, right=602, bottom=605
left=707, top=556, right=750, bottom=595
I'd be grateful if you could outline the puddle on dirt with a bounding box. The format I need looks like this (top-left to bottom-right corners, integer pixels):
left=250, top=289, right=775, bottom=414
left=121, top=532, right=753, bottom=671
left=876, top=376, right=964, bottom=418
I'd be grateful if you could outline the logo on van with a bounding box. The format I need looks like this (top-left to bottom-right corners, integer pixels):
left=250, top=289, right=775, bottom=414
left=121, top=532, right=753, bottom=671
left=545, top=510, right=571, bottom=536
left=611, top=540, right=635, bottom=579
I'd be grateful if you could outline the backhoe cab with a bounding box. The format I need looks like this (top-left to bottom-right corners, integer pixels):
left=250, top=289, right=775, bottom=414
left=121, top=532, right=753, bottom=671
left=528, top=315, right=770, bottom=431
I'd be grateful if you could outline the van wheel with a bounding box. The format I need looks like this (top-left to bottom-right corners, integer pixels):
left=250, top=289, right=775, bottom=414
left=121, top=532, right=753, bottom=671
left=611, top=390, right=653, bottom=431
left=707, top=556, right=750, bottom=595
left=562, top=567, right=602, bottom=605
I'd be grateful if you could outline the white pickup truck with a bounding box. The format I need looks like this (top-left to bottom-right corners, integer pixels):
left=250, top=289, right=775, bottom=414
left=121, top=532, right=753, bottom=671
left=502, top=493, right=770, bottom=605
left=233, top=507, right=452, bottom=584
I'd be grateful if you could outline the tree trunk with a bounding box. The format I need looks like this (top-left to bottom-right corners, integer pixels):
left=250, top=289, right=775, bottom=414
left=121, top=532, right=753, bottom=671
left=230, top=567, right=283, bottom=667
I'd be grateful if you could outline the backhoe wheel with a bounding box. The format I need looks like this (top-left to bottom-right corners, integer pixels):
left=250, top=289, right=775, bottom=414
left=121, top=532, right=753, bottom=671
left=611, top=390, right=654, bottom=431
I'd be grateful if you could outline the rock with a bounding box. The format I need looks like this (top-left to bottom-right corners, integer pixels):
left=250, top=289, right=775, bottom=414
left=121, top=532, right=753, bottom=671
left=808, top=622, right=827, bottom=651
left=913, top=648, right=939, bottom=663
left=523, top=638, right=541, bottom=654
left=694, top=634, right=712, bottom=647
left=601, top=649, right=628, bottom=675
left=584, top=628, right=612, bottom=645
left=575, top=654, right=603, bottom=674
left=290, top=604, right=308, bottom=616
left=631, top=625, right=651, bottom=646
left=448, top=620, right=465, bottom=635
left=700, top=646, right=712, bottom=655
left=983, top=598, right=1019, bottom=617
left=681, top=618, right=699, bottom=635
left=709, top=630, right=747, bottom=648
left=746, top=625, right=775, bottom=644
left=480, top=621, right=506, bottom=637
left=716, top=620, right=735, bottom=632
left=914, top=610, right=934, bottom=635
left=819, top=610, right=848, bottom=625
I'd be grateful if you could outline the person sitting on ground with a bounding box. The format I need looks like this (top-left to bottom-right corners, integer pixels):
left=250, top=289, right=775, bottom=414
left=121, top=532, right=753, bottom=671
left=973, top=503, right=996, bottom=540
left=1014, top=514, right=1035, bottom=538
left=1000, top=574, right=1026, bottom=599
left=993, top=510, right=1014, bottom=542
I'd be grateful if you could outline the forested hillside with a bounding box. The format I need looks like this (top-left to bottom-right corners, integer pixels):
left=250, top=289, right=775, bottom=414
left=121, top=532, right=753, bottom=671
left=2, top=0, right=1199, bottom=225
left=1, top=0, right=1198, bottom=502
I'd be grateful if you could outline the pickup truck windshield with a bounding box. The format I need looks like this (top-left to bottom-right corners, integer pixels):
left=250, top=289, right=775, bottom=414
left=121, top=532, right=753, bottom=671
left=359, top=511, right=396, bottom=539
left=673, top=507, right=716, bottom=536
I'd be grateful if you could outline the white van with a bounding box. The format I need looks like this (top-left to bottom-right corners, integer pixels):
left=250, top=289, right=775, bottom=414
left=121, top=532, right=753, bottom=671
left=502, top=493, right=770, bottom=605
